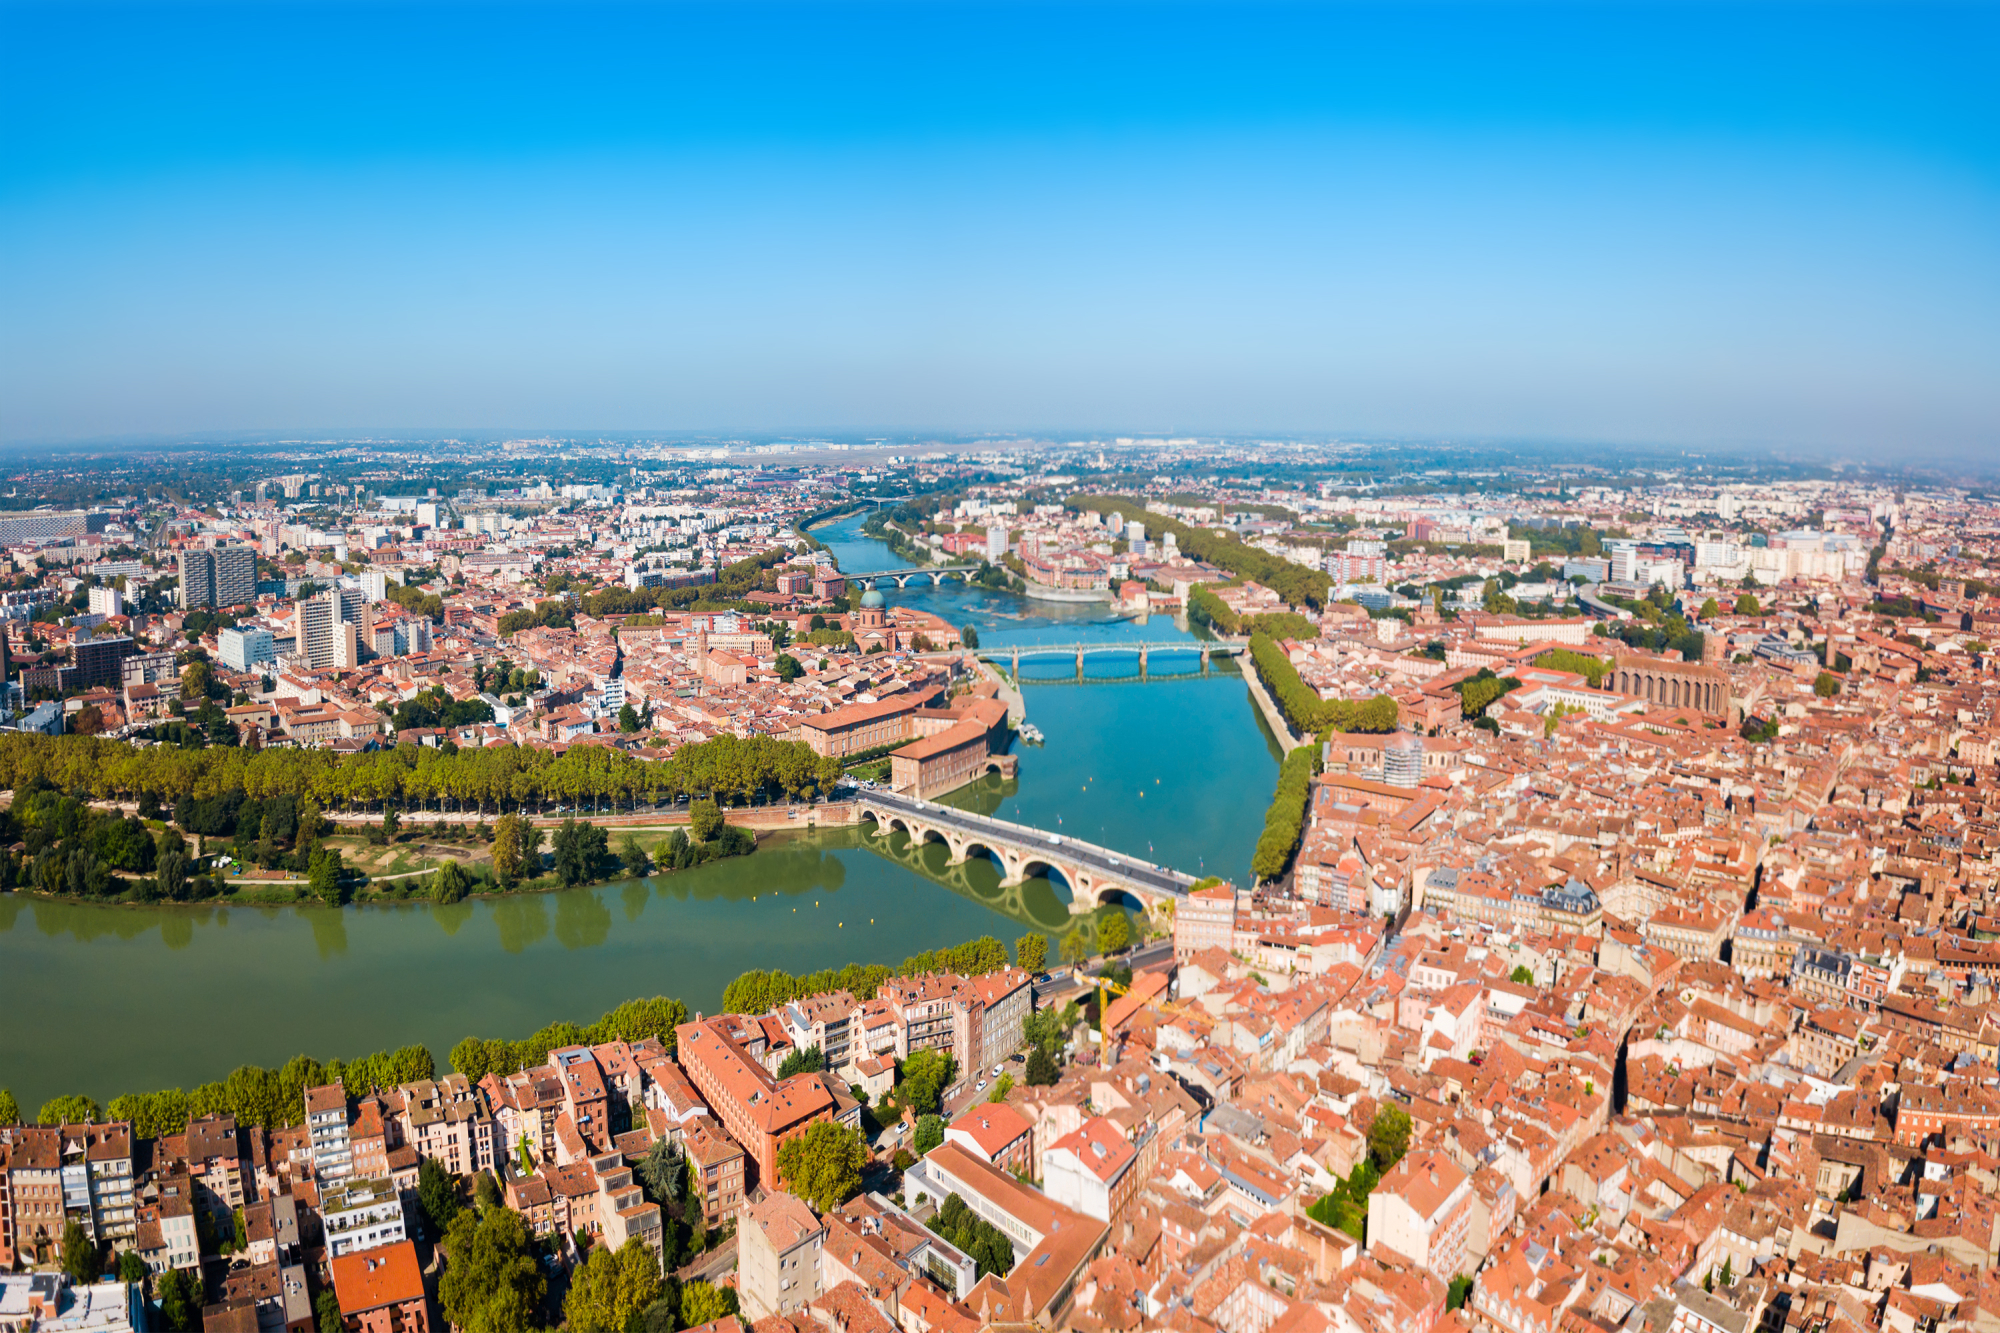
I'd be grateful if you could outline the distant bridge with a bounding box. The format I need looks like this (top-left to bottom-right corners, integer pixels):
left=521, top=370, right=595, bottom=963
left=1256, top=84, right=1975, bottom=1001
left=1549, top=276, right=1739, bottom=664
left=978, top=640, right=1247, bottom=679
left=852, top=789, right=1201, bottom=915
left=852, top=566, right=986, bottom=589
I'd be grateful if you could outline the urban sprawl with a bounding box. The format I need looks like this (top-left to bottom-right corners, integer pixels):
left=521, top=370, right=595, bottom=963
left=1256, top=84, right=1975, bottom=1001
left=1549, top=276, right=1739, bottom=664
left=7, top=440, right=2000, bottom=1333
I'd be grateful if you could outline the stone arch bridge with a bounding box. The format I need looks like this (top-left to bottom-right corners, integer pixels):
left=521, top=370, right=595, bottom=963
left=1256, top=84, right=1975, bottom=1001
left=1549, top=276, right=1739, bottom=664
left=850, top=790, right=1199, bottom=915
left=856, top=566, right=985, bottom=588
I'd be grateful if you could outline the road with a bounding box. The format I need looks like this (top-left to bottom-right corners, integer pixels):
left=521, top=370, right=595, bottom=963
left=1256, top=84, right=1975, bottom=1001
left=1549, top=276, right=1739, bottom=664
left=860, top=789, right=1197, bottom=898
left=1032, top=940, right=1175, bottom=1004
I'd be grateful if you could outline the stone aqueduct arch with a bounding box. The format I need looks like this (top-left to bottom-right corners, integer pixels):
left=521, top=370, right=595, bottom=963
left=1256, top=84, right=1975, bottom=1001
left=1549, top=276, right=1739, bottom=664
left=854, top=800, right=1168, bottom=916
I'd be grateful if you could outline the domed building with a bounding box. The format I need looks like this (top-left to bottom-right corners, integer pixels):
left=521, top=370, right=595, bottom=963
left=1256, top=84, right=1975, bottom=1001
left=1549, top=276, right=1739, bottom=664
left=832, top=585, right=962, bottom=655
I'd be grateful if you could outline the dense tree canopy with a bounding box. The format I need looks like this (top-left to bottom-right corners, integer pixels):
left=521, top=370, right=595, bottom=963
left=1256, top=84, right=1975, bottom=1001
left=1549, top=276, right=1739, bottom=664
left=563, top=1238, right=662, bottom=1333
left=439, top=1206, right=545, bottom=1333
left=720, top=935, right=1009, bottom=1015
left=1251, top=744, right=1320, bottom=882
left=0, top=730, right=846, bottom=816
left=928, top=1193, right=1014, bottom=1279
left=96, top=1045, right=435, bottom=1135
left=448, top=995, right=689, bottom=1081
left=775, top=1120, right=867, bottom=1213
left=1069, top=495, right=1333, bottom=610
left=1249, top=634, right=1397, bottom=736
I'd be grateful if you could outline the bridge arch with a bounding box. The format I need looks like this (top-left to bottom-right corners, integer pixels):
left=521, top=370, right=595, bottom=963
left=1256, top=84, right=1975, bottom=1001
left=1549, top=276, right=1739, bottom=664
left=1094, top=885, right=1151, bottom=914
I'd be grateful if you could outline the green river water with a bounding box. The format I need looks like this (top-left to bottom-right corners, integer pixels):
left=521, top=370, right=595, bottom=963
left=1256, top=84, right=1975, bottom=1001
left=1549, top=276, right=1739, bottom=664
left=0, top=514, right=1280, bottom=1112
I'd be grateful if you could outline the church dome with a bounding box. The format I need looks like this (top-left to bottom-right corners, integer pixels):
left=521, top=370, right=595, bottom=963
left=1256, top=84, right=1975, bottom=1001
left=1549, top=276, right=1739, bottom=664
left=859, top=588, right=886, bottom=608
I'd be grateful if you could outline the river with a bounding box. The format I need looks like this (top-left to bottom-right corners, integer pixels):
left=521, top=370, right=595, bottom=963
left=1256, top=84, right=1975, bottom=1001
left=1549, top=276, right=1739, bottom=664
left=0, top=513, right=1279, bottom=1113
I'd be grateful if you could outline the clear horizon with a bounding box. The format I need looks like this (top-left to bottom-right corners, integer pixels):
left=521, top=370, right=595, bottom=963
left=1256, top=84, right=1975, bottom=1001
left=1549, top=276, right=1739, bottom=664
left=3, top=2, right=1995, bottom=457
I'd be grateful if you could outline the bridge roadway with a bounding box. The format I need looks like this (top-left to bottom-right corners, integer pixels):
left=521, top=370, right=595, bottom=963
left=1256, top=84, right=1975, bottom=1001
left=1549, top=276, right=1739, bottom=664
left=978, top=639, right=1246, bottom=679
left=853, top=565, right=985, bottom=588
left=852, top=788, right=1200, bottom=915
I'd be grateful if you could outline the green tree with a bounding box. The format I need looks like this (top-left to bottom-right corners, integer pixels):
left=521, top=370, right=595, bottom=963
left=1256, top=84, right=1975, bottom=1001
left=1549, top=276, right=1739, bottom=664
left=430, top=859, right=471, bottom=905
left=382, top=808, right=400, bottom=840
left=774, top=654, right=803, bottom=683
left=636, top=1138, right=681, bottom=1209
left=1509, top=964, right=1534, bottom=985
left=1368, top=1103, right=1412, bottom=1170
left=438, top=1206, right=545, bottom=1333
left=418, top=1155, right=460, bottom=1235
left=1448, top=1275, right=1474, bottom=1310
left=551, top=818, right=608, bottom=887
left=688, top=799, right=724, bottom=842
left=678, top=1282, right=738, bottom=1330
left=617, top=704, right=641, bottom=733
left=898, top=1049, right=955, bottom=1116
left=617, top=833, right=652, bottom=877
left=1014, top=933, right=1047, bottom=974
left=776, top=1045, right=824, bottom=1079
left=775, top=1120, right=867, bottom=1213
left=38, top=1094, right=101, bottom=1125
left=960, top=624, right=979, bottom=649
left=1098, top=913, right=1131, bottom=954
left=1698, top=597, right=1720, bottom=619
left=682, top=1158, right=709, bottom=1258
left=1022, top=1000, right=1078, bottom=1059
left=562, top=1237, right=663, bottom=1333
left=1735, top=592, right=1761, bottom=615
left=1060, top=928, right=1091, bottom=967
left=474, top=1170, right=503, bottom=1213
left=308, top=848, right=347, bottom=905
left=1814, top=670, right=1842, bottom=699
left=117, top=1249, right=148, bottom=1283
left=316, top=1290, right=343, bottom=1333
left=987, top=1074, right=1013, bottom=1103
left=490, top=813, right=540, bottom=887
left=0, top=1089, right=17, bottom=1124
left=62, top=1218, right=102, bottom=1283
left=180, top=660, right=215, bottom=701
left=157, top=1269, right=203, bottom=1333
left=913, top=1114, right=945, bottom=1155
left=1024, top=1047, right=1058, bottom=1086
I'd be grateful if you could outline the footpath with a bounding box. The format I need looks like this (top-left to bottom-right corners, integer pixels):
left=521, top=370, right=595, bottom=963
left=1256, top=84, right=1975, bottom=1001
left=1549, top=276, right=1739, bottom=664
left=1239, top=655, right=1310, bottom=755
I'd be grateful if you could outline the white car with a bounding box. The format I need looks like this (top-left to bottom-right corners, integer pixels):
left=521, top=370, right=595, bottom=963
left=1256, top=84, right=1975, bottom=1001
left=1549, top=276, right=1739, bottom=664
left=976, top=1079, right=987, bottom=1091
left=1048, top=834, right=1063, bottom=846
left=991, top=1066, right=1003, bottom=1077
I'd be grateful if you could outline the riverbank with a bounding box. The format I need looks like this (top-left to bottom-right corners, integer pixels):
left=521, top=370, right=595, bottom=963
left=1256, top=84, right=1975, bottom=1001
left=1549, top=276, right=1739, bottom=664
left=1240, top=648, right=1310, bottom=754
left=0, top=512, right=1285, bottom=1110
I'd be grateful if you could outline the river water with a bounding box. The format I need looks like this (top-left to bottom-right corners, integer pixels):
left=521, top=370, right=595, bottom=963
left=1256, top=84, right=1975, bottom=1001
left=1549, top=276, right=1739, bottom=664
left=0, top=513, right=1278, bottom=1112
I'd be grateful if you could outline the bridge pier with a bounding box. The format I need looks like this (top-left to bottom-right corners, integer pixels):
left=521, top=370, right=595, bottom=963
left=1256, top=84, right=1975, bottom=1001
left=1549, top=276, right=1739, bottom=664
left=1010, top=647, right=1019, bottom=682
left=1138, top=645, right=1148, bottom=678
left=1075, top=644, right=1085, bottom=680
left=1200, top=644, right=1211, bottom=672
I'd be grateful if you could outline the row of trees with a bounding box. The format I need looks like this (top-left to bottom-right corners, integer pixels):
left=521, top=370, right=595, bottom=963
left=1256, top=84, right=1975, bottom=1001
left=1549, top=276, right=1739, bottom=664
left=0, top=730, right=847, bottom=815
left=447, top=996, right=690, bottom=1083
left=23, top=1044, right=437, bottom=1135
left=1534, top=647, right=1611, bottom=688
left=719, top=933, right=1016, bottom=1015
left=1184, top=583, right=1319, bottom=641
left=1251, top=744, right=1321, bottom=882
left=1068, top=494, right=1334, bottom=610
left=1248, top=633, right=1399, bottom=736
left=4, top=994, right=694, bottom=1133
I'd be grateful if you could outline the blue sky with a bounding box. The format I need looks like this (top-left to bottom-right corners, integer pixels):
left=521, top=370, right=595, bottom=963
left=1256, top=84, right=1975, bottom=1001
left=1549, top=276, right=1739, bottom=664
left=2, top=2, right=1996, bottom=454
